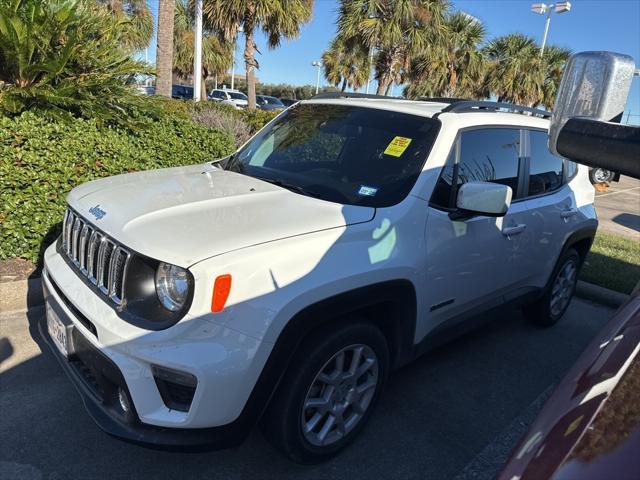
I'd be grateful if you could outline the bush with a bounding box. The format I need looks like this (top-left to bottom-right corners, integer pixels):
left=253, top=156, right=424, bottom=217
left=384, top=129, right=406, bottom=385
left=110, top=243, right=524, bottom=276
left=191, top=106, right=252, bottom=147
left=0, top=112, right=234, bottom=263
left=0, top=0, right=150, bottom=122
left=239, top=108, right=279, bottom=133
left=190, top=100, right=278, bottom=133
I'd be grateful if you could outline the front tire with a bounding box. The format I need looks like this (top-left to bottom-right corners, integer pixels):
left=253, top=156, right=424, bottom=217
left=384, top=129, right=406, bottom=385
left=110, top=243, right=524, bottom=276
left=260, top=322, right=389, bottom=464
left=524, top=248, right=580, bottom=327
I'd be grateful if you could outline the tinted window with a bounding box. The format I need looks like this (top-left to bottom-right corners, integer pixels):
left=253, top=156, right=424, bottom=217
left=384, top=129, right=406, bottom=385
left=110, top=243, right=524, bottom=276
left=211, top=91, right=223, bottom=99
left=229, top=92, right=247, bottom=100
left=265, top=96, right=284, bottom=106
left=459, top=128, right=520, bottom=191
left=429, top=149, right=456, bottom=208
left=528, top=130, right=564, bottom=196
left=225, top=104, right=440, bottom=207
left=566, top=160, right=578, bottom=180
left=430, top=128, right=521, bottom=209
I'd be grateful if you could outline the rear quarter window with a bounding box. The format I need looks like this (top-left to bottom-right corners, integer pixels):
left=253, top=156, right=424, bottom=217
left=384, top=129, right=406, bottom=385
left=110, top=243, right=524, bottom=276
left=528, top=130, right=564, bottom=196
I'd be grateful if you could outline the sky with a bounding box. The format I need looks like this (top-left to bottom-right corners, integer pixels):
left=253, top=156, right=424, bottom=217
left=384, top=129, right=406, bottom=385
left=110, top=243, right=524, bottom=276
left=144, top=0, right=640, bottom=123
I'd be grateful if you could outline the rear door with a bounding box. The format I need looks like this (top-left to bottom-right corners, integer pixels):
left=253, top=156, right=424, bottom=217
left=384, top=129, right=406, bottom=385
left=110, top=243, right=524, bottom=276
left=519, top=129, right=576, bottom=287
left=424, top=127, right=533, bottom=331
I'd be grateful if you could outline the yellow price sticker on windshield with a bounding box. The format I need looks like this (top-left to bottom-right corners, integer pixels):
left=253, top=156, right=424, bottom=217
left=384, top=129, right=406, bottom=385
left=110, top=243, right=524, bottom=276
left=384, top=136, right=412, bottom=157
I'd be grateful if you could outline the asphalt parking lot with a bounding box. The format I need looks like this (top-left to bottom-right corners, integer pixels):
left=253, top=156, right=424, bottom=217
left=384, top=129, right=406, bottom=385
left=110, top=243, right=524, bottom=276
left=594, top=175, right=640, bottom=239
left=0, top=298, right=615, bottom=480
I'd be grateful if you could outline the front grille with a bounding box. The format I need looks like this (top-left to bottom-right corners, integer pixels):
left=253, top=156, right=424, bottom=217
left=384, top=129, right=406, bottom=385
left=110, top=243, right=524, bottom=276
left=62, top=208, right=131, bottom=306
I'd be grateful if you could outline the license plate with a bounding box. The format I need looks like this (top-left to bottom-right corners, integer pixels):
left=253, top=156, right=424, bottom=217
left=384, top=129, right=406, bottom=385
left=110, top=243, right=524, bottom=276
left=47, top=305, right=68, bottom=357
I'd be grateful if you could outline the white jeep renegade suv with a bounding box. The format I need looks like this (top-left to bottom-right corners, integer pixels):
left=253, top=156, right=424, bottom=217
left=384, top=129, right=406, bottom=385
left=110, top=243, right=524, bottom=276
left=41, top=95, right=597, bottom=463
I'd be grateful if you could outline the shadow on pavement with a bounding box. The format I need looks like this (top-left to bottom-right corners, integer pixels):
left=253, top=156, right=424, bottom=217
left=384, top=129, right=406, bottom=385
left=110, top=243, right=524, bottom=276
left=1, top=298, right=614, bottom=480
left=612, top=213, right=640, bottom=233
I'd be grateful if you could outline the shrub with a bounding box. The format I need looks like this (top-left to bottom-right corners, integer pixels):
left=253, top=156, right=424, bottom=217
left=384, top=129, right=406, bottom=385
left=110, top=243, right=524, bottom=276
left=190, top=100, right=278, bottom=133
left=189, top=101, right=279, bottom=146
left=239, top=108, right=279, bottom=133
left=191, top=106, right=252, bottom=147
left=0, top=0, right=150, bottom=122
left=0, top=112, right=234, bottom=263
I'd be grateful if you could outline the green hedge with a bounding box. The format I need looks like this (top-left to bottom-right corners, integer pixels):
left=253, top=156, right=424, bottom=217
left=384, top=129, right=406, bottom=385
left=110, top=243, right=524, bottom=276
left=0, top=111, right=235, bottom=264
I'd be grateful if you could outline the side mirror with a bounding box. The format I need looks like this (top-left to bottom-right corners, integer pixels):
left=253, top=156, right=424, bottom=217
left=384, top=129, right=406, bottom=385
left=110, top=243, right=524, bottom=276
left=454, top=182, right=512, bottom=219
left=549, top=51, right=636, bottom=157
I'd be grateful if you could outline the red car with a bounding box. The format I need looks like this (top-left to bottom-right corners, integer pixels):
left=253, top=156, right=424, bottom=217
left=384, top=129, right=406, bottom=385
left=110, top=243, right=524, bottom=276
left=500, top=289, right=640, bottom=479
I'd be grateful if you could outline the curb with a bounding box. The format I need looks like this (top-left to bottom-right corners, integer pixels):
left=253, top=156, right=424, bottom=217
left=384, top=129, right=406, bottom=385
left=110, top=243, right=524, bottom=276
left=574, top=280, right=629, bottom=308
left=0, top=276, right=43, bottom=314
left=0, top=276, right=630, bottom=314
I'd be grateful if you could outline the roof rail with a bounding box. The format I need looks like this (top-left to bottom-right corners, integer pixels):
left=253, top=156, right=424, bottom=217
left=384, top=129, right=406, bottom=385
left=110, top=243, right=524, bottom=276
left=417, top=97, right=469, bottom=104
left=311, top=92, right=401, bottom=101
left=310, top=94, right=551, bottom=119
left=435, top=101, right=551, bottom=119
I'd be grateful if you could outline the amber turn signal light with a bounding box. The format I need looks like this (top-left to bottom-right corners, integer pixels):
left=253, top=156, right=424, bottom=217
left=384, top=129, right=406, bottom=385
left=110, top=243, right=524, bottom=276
left=211, top=274, right=232, bottom=313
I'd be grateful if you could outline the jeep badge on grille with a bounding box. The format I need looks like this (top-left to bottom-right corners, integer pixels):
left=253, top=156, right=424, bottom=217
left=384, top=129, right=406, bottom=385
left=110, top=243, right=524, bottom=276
left=89, top=205, right=106, bottom=220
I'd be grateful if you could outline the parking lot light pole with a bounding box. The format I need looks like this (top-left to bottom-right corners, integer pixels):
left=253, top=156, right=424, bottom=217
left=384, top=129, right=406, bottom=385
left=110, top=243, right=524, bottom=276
left=365, top=47, right=374, bottom=94
left=312, top=61, right=322, bottom=94
left=193, top=0, right=203, bottom=101
left=531, top=2, right=572, bottom=56
left=231, top=26, right=243, bottom=91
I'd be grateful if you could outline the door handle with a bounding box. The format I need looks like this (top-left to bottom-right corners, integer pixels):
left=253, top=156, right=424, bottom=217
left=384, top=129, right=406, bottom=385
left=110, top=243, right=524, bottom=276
left=561, top=208, right=578, bottom=220
left=502, top=224, right=527, bottom=238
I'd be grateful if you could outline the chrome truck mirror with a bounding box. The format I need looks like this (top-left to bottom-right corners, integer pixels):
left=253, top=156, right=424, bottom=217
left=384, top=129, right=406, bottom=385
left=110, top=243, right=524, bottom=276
left=549, top=51, right=640, bottom=179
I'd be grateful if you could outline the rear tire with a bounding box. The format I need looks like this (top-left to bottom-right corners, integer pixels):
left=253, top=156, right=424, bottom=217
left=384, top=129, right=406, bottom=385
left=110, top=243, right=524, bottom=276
left=589, top=168, right=614, bottom=184
left=523, top=248, right=580, bottom=327
left=260, top=322, right=389, bottom=464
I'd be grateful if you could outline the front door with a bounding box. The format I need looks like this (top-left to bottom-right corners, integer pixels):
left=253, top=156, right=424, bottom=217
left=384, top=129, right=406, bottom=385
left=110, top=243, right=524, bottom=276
left=420, top=127, right=532, bottom=340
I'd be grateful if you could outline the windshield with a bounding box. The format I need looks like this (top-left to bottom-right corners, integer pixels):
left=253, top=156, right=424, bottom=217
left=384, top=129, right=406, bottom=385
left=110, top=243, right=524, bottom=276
left=229, top=92, right=247, bottom=100
left=226, top=103, right=440, bottom=207
left=265, top=96, right=284, bottom=105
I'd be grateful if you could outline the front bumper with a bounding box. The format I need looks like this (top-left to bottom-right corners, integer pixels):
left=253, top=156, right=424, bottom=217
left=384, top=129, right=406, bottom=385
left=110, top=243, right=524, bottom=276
left=40, top=273, right=250, bottom=450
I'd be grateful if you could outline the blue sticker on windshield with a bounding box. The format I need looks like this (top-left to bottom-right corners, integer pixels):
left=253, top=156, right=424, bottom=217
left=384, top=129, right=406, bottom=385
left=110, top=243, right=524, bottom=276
left=358, top=185, right=378, bottom=197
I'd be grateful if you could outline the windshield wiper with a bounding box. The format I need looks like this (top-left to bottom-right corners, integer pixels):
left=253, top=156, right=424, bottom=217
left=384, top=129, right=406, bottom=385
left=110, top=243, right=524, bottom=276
left=256, top=177, right=321, bottom=199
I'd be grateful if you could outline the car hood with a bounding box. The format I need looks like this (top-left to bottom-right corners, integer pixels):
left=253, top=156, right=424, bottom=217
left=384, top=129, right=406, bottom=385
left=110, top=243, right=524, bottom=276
left=67, top=163, right=374, bottom=267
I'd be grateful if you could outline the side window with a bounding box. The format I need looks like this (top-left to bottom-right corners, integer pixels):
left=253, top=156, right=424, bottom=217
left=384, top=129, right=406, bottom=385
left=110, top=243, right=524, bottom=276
left=458, top=128, right=521, bottom=192
left=565, top=159, right=578, bottom=181
left=429, top=148, right=456, bottom=209
left=430, top=128, right=521, bottom=209
left=528, top=130, right=564, bottom=196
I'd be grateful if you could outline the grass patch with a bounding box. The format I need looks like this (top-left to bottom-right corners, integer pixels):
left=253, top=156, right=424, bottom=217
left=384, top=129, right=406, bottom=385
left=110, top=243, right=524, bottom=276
left=580, top=231, right=640, bottom=294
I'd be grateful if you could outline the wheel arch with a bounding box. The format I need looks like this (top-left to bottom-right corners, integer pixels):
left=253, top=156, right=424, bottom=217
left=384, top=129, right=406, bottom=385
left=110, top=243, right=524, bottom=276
left=231, top=279, right=418, bottom=437
left=562, top=225, right=597, bottom=266
left=281, top=279, right=419, bottom=370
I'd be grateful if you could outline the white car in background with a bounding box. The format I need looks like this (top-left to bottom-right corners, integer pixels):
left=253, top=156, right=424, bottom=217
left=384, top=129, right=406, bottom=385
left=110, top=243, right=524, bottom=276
left=41, top=95, right=597, bottom=463
left=209, top=88, right=249, bottom=109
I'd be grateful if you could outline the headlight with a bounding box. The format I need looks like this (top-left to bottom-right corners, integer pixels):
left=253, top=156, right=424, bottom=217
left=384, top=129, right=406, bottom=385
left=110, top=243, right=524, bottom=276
left=155, top=262, right=190, bottom=312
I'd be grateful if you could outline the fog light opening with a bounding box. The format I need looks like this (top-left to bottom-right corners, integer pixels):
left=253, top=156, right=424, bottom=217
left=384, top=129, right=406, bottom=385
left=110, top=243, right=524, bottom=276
left=151, top=364, right=197, bottom=412
left=118, top=387, right=130, bottom=413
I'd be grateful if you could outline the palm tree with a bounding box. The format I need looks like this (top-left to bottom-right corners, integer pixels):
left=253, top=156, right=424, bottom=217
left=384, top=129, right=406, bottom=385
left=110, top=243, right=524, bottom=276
left=338, top=0, right=448, bottom=96
left=322, top=35, right=370, bottom=92
left=173, top=0, right=232, bottom=100
left=540, top=45, right=571, bottom=108
left=156, top=0, right=176, bottom=98
left=484, top=33, right=570, bottom=107
left=406, top=11, right=487, bottom=99
left=99, top=0, right=154, bottom=51
left=203, top=0, right=313, bottom=109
